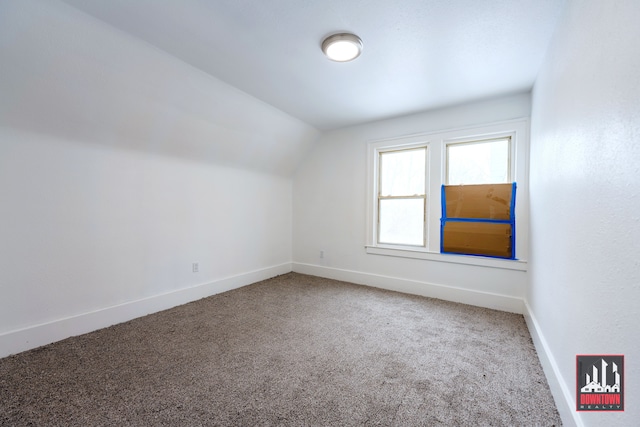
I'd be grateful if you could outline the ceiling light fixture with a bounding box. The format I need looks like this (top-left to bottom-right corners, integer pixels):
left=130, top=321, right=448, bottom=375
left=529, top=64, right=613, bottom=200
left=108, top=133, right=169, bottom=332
left=321, top=33, right=363, bottom=62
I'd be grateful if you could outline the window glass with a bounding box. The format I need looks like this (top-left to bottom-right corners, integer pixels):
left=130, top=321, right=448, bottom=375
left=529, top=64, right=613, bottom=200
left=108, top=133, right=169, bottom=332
left=380, top=149, right=425, bottom=196
left=379, top=198, right=425, bottom=245
left=447, top=138, right=510, bottom=185
left=377, top=147, right=426, bottom=246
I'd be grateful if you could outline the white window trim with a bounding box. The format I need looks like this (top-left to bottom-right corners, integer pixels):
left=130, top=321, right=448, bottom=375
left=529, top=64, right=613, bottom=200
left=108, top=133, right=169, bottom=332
left=373, top=140, right=430, bottom=248
left=367, top=136, right=431, bottom=251
left=365, top=118, right=529, bottom=271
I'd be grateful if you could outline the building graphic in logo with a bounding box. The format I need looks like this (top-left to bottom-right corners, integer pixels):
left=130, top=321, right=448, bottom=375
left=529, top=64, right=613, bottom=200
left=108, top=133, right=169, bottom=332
left=576, top=355, right=624, bottom=411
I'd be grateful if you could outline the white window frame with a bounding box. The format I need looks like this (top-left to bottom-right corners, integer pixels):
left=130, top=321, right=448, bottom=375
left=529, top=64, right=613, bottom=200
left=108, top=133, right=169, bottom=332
left=373, top=141, right=430, bottom=249
left=365, top=119, right=529, bottom=271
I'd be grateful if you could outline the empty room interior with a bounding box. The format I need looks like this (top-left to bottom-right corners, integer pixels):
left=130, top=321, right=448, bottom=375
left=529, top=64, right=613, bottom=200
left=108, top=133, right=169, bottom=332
left=1, top=0, right=638, bottom=426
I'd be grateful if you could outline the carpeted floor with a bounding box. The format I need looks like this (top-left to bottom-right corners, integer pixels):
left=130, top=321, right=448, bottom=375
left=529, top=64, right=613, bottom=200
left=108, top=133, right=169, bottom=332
left=0, top=273, right=561, bottom=426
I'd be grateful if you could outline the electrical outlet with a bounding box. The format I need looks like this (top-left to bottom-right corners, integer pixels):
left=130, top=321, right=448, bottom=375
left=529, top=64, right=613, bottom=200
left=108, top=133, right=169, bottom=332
left=320, top=250, right=324, bottom=259
left=192, top=262, right=199, bottom=273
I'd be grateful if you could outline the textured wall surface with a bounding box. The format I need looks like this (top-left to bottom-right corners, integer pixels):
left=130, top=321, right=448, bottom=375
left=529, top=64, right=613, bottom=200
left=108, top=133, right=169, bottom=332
left=529, top=0, right=640, bottom=425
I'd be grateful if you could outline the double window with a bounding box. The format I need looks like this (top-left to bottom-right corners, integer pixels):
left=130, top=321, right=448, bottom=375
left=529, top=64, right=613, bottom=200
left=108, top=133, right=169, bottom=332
left=366, top=120, right=527, bottom=262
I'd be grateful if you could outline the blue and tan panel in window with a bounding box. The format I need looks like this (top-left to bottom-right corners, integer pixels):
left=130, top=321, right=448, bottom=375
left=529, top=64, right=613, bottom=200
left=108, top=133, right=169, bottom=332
left=440, top=183, right=516, bottom=259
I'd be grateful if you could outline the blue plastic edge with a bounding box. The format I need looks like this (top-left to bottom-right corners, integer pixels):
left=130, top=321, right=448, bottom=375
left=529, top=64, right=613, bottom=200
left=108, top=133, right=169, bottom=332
left=440, top=183, right=518, bottom=260
left=440, top=185, right=446, bottom=253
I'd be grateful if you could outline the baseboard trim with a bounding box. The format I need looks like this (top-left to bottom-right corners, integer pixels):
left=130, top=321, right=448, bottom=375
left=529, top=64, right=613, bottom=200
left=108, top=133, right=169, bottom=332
left=292, top=262, right=524, bottom=314
left=523, top=300, right=582, bottom=427
left=0, top=263, right=292, bottom=359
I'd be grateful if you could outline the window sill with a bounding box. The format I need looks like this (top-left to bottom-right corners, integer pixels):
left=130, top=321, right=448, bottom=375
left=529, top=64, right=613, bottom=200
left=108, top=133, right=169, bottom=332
left=364, top=245, right=527, bottom=271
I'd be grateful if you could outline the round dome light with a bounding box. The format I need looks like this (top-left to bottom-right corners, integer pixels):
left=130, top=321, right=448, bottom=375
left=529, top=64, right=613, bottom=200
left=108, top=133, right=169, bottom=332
left=321, top=33, right=363, bottom=62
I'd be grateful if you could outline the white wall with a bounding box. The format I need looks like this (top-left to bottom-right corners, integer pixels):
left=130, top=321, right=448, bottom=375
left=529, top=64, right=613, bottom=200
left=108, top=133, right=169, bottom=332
left=0, top=130, right=293, bottom=353
left=528, top=1, right=640, bottom=425
left=0, top=0, right=318, bottom=357
left=293, top=93, right=531, bottom=313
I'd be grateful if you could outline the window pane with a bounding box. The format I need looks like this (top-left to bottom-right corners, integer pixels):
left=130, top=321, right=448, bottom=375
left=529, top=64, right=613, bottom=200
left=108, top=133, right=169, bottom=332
left=380, top=148, right=426, bottom=196
left=379, top=198, right=424, bottom=246
left=447, top=138, right=510, bottom=185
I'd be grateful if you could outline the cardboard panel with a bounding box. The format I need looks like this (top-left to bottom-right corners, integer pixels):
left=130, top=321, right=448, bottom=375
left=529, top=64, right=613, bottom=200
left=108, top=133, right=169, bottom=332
left=444, top=183, right=513, bottom=220
left=442, top=221, right=513, bottom=258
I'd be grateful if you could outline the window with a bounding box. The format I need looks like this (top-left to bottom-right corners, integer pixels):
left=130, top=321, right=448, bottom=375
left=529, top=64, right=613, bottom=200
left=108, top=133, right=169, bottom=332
left=442, top=136, right=515, bottom=259
left=377, top=147, right=427, bottom=246
left=446, top=137, right=511, bottom=185
left=366, top=119, right=528, bottom=268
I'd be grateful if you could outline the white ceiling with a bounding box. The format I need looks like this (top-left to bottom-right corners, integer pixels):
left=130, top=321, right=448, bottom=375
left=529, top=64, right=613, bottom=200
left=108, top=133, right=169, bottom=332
left=59, top=0, right=565, bottom=130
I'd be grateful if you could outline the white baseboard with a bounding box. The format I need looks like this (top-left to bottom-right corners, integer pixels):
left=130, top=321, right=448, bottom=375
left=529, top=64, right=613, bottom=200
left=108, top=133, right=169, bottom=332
left=292, top=262, right=524, bottom=314
left=523, top=300, right=583, bottom=427
left=0, top=263, right=292, bottom=359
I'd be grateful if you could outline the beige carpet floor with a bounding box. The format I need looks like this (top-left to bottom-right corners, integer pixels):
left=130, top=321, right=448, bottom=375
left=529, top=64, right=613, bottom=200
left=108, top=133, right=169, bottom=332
left=0, top=273, right=561, bottom=426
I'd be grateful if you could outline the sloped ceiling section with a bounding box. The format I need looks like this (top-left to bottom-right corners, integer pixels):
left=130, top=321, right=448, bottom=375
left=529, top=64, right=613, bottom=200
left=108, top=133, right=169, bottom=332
left=0, top=0, right=319, bottom=177
left=58, top=0, right=565, bottom=130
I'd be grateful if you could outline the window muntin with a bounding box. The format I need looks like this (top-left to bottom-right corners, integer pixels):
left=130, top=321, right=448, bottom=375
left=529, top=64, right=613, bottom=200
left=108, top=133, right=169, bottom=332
left=446, top=137, right=511, bottom=185
left=377, top=147, right=427, bottom=247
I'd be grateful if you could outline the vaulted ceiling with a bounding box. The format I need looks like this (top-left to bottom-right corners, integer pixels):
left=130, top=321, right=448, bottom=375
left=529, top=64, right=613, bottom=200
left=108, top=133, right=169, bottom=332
left=59, top=0, right=566, bottom=130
